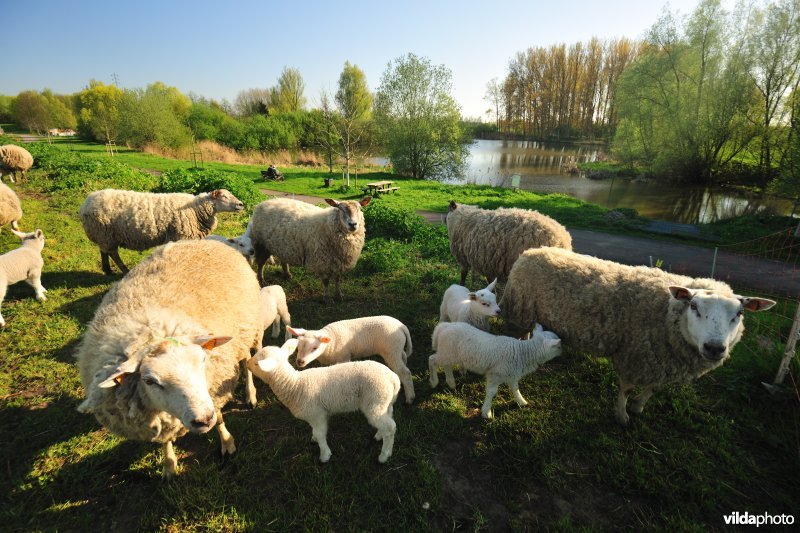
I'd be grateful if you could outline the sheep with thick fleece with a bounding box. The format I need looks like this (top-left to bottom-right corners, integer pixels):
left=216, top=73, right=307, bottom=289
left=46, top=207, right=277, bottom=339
left=205, top=233, right=254, bottom=260
left=287, top=315, right=414, bottom=403
left=247, top=338, right=400, bottom=463
left=79, top=188, right=244, bottom=275
left=500, top=247, right=776, bottom=424
left=75, top=239, right=264, bottom=478
left=260, top=285, right=292, bottom=341
left=429, top=322, right=562, bottom=419
left=445, top=201, right=572, bottom=285
left=439, top=278, right=500, bottom=331
left=0, top=181, right=22, bottom=232
left=0, top=228, right=47, bottom=327
left=0, top=145, right=34, bottom=183
left=248, top=196, right=371, bottom=302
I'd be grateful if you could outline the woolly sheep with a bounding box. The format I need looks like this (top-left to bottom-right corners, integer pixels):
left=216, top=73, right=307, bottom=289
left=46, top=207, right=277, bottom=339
left=205, top=233, right=254, bottom=260
left=439, top=278, right=500, bottom=331
left=500, top=247, right=776, bottom=425
left=79, top=188, right=244, bottom=275
left=75, top=239, right=264, bottom=478
left=445, top=200, right=572, bottom=285
left=248, top=196, right=372, bottom=302
left=429, top=321, right=562, bottom=419
left=260, top=285, right=292, bottom=341
left=0, top=145, right=34, bottom=183
left=247, top=338, right=400, bottom=463
left=0, top=228, right=47, bottom=327
left=287, top=315, right=415, bottom=403
left=0, top=181, right=22, bottom=232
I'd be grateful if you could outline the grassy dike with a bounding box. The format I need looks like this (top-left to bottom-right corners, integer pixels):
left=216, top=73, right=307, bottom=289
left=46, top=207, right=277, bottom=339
left=0, top=142, right=797, bottom=530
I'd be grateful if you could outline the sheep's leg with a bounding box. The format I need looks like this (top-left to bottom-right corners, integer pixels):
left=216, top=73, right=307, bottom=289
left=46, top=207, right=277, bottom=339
left=281, top=314, right=292, bottom=341
left=629, top=386, right=656, bottom=414
left=510, top=380, right=528, bottom=407
left=271, top=316, right=281, bottom=338
left=100, top=251, right=113, bottom=275
left=308, top=416, right=332, bottom=463
left=25, top=272, right=48, bottom=301
left=321, top=277, right=331, bottom=304
left=333, top=276, right=343, bottom=301
left=444, top=367, right=457, bottom=389
left=254, top=253, right=267, bottom=286
left=368, top=414, right=396, bottom=463
left=109, top=248, right=129, bottom=274
left=616, top=381, right=635, bottom=425
left=243, top=362, right=258, bottom=408
left=162, top=440, right=178, bottom=480
left=281, top=262, right=292, bottom=279
left=216, top=410, right=237, bottom=456
left=428, top=354, right=440, bottom=387
left=384, top=357, right=415, bottom=404
left=481, top=376, right=501, bottom=419
left=459, top=267, right=469, bottom=286
left=0, top=284, right=7, bottom=327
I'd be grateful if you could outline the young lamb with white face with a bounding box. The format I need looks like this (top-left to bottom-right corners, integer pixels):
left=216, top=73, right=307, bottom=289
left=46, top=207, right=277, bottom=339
left=429, top=321, right=562, bottom=419
left=205, top=233, right=254, bottom=260
left=287, top=315, right=414, bottom=403
left=439, top=278, right=500, bottom=331
left=0, top=228, right=47, bottom=327
left=247, top=339, right=400, bottom=463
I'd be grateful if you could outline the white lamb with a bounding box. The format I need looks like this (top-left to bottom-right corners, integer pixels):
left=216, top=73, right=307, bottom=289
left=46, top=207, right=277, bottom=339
left=429, top=321, right=562, bottom=419
left=439, top=278, right=500, bottom=331
left=287, top=315, right=415, bottom=403
left=259, top=285, right=292, bottom=341
left=0, top=228, right=47, bottom=327
left=205, top=233, right=254, bottom=260
left=247, top=339, right=400, bottom=463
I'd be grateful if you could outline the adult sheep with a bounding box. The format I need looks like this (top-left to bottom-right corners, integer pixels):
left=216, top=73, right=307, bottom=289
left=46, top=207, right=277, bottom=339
left=75, top=239, right=264, bottom=478
left=249, top=196, right=371, bottom=302
left=500, top=247, right=776, bottom=425
left=445, top=201, right=572, bottom=285
left=0, top=181, right=22, bottom=232
left=79, top=188, right=244, bottom=274
left=0, top=145, right=34, bottom=183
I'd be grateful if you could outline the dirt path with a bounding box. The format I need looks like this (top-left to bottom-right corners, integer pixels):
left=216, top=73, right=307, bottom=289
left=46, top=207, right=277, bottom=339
left=260, top=189, right=798, bottom=296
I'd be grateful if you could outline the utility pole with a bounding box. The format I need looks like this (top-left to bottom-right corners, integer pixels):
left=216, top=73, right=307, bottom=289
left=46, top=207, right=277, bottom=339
left=111, top=73, right=120, bottom=87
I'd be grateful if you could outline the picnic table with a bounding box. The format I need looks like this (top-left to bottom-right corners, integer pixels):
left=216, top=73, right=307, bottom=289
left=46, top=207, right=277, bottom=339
left=362, top=180, right=400, bottom=196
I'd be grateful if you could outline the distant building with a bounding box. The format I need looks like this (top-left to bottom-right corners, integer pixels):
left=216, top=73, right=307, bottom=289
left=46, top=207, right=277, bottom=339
left=48, top=129, right=77, bottom=137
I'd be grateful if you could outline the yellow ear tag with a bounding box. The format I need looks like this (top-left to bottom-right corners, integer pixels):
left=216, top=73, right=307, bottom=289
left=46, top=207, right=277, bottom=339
left=114, top=374, right=126, bottom=385
left=201, top=338, right=218, bottom=351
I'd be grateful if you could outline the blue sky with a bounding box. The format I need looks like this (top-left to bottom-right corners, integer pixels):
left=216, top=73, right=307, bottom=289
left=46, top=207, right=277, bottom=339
left=1, top=0, right=704, bottom=119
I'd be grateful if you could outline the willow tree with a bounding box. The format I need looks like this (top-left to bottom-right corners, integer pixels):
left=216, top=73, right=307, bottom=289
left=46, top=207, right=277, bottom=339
left=374, top=53, right=469, bottom=180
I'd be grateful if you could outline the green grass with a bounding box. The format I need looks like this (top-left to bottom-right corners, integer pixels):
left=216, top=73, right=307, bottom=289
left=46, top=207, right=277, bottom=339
left=1, top=142, right=797, bottom=530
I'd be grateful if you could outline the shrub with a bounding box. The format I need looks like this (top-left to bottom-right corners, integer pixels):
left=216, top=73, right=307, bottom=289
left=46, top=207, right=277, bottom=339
left=155, top=167, right=264, bottom=209
left=363, top=203, right=451, bottom=261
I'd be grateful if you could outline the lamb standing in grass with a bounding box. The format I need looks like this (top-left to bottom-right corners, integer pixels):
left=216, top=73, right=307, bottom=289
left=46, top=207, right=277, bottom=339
left=0, top=228, right=47, bottom=327
left=445, top=201, right=572, bottom=285
left=439, top=278, right=500, bottom=331
left=429, top=321, right=562, bottom=419
left=79, top=188, right=244, bottom=275
left=247, top=338, right=400, bottom=463
left=287, top=315, right=415, bottom=403
left=0, top=181, right=22, bottom=232
left=0, top=145, right=34, bottom=183
left=248, top=196, right=371, bottom=302
left=260, top=285, right=292, bottom=341
left=500, top=246, right=776, bottom=424
left=75, top=239, right=264, bottom=478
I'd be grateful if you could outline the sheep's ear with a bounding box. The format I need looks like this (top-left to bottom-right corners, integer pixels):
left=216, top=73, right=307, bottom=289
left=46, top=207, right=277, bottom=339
left=98, top=357, right=142, bottom=388
left=738, top=296, right=776, bottom=312
left=35, top=229, right=44, bottom=239
left=359, top=196, right=372, bottom=207
left=280, top=338, right=299, bottom=354
left=257, top=357, right=278, bottom=372
left=486, top=278, right=497, bottom=292
left=324, top=198, right=339, bottom=207
left=449, top=200, right=457, bottom=211
left=533, top=323, right=543, bottom=333
left=669, top=286, right=694, bottom=302
left=468, top=292, right=477, bottom=301
left=9, top=228, right=26, bottom=239
left=192, top=335, right=233, bottom=351
left=210, top=189, right=222, bottom=199
left=287, top=326, right=305, bottom=337
left=545, top=338, right=562, bottom=349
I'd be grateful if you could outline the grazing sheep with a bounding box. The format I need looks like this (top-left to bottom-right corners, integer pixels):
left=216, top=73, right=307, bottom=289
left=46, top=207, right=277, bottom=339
left=0, top=145, right=34, bottom=183
left=0, top=228, right=47, bottom=327
left=445, top=201, right=572, bottom=285
left=248, top=196, right=372, bottom=302
left=79, top=188, right=244, bottom=275
left=247, top=338, right=400, bottom=463
left=0, top=181, right=22, bottom=232
left=439, top=278, right=500, bottom=331
left=501, top=247, right=776, bottom=425
left=75, top=239, right=264, bottom=478
left=429, top=322, right=562, bottom=419
left=259, top=285, right=292, bottom=341
left=287, top=315, right=415, bottom=403
left=205, top=233, right=254, bottom=260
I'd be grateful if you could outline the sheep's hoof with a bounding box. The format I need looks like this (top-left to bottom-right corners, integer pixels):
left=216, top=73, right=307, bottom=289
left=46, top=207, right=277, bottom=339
left=628, top=401, right=645, bottom=414
left=319, top=452, right=331, bottom=463
left=615, top=411, right=630, bottom=425
left=378, top=453, right=390, bottom=463
left=481, top=409, right=494, bottom=419
left=162, top=465, right=177, bottom=481
left=36, top=294, right=47, bottom=302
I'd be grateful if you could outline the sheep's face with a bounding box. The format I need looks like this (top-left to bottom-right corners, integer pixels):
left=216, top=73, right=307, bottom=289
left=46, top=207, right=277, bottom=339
left=287, top=326, right=331, bottom=367
left=470, top=279, right=500, bottom=318
left=224, top=235, right=254, bottom=259
left=670, top=286, right=775, bottom=361
left=248, top=339, right=298, bottom=378
left=209, top=189, right=244, bottom=212
left=325, top=197, right=370, bottom=234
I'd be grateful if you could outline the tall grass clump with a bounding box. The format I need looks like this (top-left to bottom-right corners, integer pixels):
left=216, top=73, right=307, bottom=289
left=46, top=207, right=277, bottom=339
left=154, top=167, right=265, bottom=209
left=363, top=203, right=450, bottom=261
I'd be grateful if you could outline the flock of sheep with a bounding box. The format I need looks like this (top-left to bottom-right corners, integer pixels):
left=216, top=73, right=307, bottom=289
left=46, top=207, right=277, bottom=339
left=0, top=143, right=777, bottom=478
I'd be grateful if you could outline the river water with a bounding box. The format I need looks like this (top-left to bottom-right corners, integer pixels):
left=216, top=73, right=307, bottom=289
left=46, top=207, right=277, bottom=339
left=458, top=139, right=794, bottom=224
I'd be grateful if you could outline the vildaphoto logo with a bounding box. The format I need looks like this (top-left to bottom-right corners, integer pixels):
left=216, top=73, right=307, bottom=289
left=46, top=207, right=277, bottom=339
left=723, top=512, right=795, bottom=527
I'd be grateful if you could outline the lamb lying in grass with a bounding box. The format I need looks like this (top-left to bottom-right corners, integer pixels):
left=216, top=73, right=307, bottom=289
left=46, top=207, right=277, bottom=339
left=0, top=228, right=47, bottom=327
left=429, top=321, right=562, bottom=419
left=247, top=339, right=400, bottom=463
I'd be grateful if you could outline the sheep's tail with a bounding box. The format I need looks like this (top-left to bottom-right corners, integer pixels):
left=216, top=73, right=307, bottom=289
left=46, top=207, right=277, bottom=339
left=401, top=324, right=412, bottom=362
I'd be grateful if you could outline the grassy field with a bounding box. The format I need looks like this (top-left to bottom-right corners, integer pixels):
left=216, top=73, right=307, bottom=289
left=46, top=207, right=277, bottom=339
left=0, top=142, right=798, bottom=531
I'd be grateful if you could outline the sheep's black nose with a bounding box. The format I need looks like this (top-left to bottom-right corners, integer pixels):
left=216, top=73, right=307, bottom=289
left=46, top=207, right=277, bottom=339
left=348, top=222, right=358, bottom=231
left=703, top=342, right=726, bottom=359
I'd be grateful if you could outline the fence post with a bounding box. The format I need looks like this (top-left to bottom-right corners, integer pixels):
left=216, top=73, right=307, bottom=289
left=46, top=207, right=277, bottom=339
left=773, top=302, right=800, bottom=385
left=710, top=247, right=718, bottom=278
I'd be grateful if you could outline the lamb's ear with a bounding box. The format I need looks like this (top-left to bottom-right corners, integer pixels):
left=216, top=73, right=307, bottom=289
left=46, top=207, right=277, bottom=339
left=280, top=338, right=299, bottom=354
left=359, top=196, right=372, bottom=207
left=449, top=200, right=457, bottom=212
left=191, top=335, right=233, bottom=351
left=35, top=229, right=44, bottom=239
left=486, top=278, right=497, bottom=292
left=286, top=326, right=306, bottom=337
left=97, top=357, right=142, bottom=389
left=738, top=296, right=776, bottom=312
left=324, top=198, right=339, bottom=207
left=534, top=323, right=543, bottom=333
left=545, top=338, right=562, bottom=350
left=468, top=292, right=477, bottom=301
left=669, top=286, right=694, bottom=302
